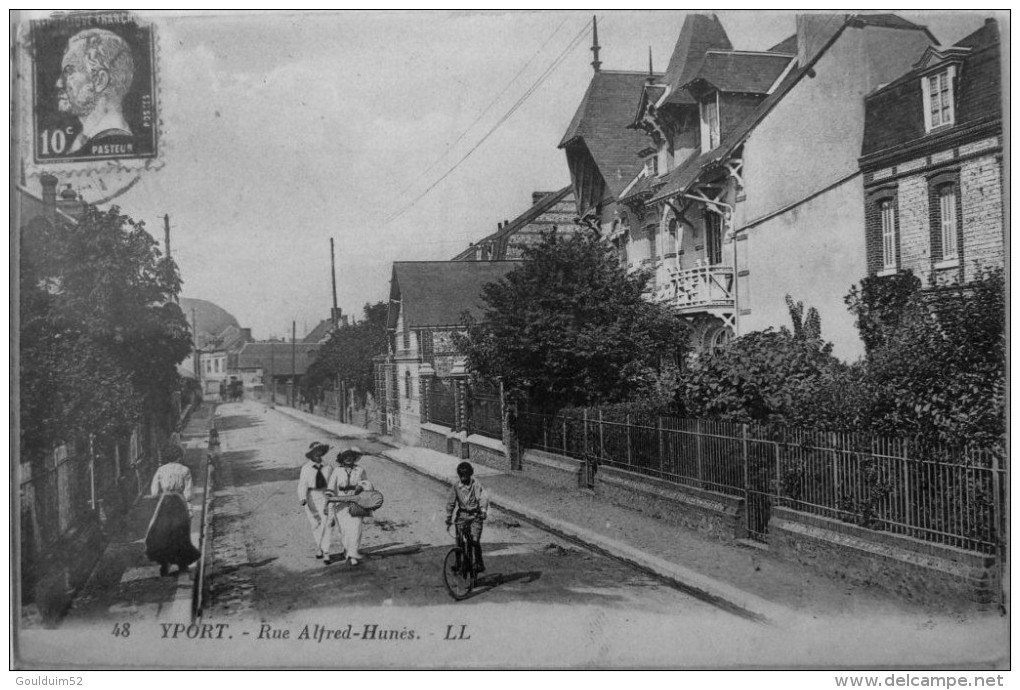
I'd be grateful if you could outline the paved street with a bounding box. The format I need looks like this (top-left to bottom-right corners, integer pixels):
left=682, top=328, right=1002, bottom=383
left=205, top=400, right=726, bottom=618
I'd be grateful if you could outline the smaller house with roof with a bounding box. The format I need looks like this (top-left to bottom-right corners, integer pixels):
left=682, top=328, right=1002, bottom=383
left=859, top=18, right=1002, bottom=288
left=235, top=340, right=320, bottom=399
left=383, top=261, right=518, bottom=465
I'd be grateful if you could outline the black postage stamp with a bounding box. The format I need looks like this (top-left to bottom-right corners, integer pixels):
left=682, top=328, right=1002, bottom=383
left=31, top=12, right=157, bottom=163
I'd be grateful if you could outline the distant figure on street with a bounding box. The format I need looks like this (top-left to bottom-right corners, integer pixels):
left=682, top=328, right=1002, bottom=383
left=445, top=461, right=489, bottom=574
left=145, top=444, right=200, bottom=576
left=297, top=442, right=334, bottom=561
left=327, top=447, right=373, bottom=566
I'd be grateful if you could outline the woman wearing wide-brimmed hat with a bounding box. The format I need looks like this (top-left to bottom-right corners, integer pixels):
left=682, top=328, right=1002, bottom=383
left=296, top=441, right=334, bottom=561
left=326, top=446, right=373, bottom=566
left=146, top=444, right=201, bottom=576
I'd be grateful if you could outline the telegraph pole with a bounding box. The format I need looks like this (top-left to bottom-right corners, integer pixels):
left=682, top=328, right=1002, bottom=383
left=330, top=237, right=343, bottom=420
left=191, top=307, right=200, bottom=396
left=291, top=320, right=297, bottom=407
left=268, top=339, right=275, bottom=409
left=330, top=237, right=339, bottom=328
left=164, top=214, right=171, bottom=259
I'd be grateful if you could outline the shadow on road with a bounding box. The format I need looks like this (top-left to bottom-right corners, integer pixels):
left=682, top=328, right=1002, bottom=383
left=215, top=413, right=265, bottom=432
left=459, top=570, right=544, bottom=601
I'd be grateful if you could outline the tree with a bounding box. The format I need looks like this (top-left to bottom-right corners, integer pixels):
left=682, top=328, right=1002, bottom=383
left=302, top=302, right=388, bottom=402
left=455, top=230, right=688, bottom=410
left=19, top=205, right=192, bottom=459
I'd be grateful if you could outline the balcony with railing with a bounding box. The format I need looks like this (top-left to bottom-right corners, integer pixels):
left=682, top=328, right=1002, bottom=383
left=654, top=262, right=734, bottom=313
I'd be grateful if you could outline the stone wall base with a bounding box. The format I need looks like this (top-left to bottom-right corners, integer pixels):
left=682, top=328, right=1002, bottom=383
left=769, top=507, right=998, bottom=608
left=420, top=424, right=509, bottom=471
left=595, top=465, right=745, bottom=541
left=522, top=449, right=584, bottom=490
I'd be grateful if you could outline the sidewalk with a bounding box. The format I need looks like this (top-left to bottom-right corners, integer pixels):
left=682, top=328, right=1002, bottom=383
left=275, top=405, right=952, bottom=625
left=62, top=404, right=213, bottom=626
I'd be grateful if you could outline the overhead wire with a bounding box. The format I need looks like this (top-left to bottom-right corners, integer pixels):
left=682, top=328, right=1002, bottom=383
left=394, top=14, right=571, bottom=198
left=382, top=16, right=596, bottom=227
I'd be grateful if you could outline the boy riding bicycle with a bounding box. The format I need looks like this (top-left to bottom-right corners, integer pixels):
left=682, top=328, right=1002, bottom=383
left=445, top=462, right=489, bottom=573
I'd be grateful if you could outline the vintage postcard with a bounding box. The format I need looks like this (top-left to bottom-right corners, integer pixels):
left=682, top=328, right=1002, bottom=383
left=11, top=9, right=1009, bottom=675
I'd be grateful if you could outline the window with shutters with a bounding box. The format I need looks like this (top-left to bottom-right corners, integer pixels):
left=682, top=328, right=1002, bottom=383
left=922, top=68, right=956, bottom=132
left=937, top=184, right=959, bottom=261
left=880, top=199, right=897, bottom=270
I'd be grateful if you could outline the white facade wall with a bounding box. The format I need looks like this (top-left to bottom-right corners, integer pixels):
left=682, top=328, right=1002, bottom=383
left=735, top=25, right=932, bottom=361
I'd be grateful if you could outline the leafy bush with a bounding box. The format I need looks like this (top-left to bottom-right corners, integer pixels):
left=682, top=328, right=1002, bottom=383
left=857, top=269, right=1005, bottom=447
left=845, top=270, right=922, bottom=354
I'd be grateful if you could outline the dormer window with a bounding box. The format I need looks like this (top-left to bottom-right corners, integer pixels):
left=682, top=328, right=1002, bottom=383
left=922, top=67, right=956, bottom=132
left=700, top=93, right=720, bottom=150
left=644, top=156, right=658, bottom=177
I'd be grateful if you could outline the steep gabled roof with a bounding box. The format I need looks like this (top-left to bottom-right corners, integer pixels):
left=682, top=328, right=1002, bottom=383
left=303, top=319, right=334, bottom=344
left=682, top=51, right=794, bottom=95
left=389, top=261, right=519, bottom=329
left=861, top=19, right=1001, bottom=160
left=661, top=13, right=732, bottom=106
left=559, top=70, right=659, bottom=198
left=452, top=186, right=573, bottom=261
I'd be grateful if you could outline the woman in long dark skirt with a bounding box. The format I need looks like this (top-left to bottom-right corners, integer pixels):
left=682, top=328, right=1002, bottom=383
left=145, top=444, right=201, bottom=576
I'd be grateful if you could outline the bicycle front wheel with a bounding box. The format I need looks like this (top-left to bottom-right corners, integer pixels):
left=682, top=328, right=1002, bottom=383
left=443, top=547, right=472, bottom=600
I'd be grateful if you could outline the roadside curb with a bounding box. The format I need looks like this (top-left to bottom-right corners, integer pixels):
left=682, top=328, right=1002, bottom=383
left=376, top=449, right=783, bottom=625
left=268, top=404, right=784, bottom=625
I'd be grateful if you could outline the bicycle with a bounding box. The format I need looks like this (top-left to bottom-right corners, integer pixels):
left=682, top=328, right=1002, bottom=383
left=442, top=522, right=478, bottom=600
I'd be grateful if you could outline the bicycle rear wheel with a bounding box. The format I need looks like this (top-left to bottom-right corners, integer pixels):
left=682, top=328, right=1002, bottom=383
left=443, top=547, right=473, bottom=600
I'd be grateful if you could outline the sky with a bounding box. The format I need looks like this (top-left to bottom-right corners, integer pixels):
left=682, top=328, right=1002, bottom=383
left=19, top=10, right=995, bottom=340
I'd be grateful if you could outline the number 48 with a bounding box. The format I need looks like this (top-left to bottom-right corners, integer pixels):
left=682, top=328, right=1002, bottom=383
left=40, top=128, right=74, bottom=155
left=112, top=622, right=131, bottom=637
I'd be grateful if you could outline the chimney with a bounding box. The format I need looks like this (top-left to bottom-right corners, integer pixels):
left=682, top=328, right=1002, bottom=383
left=331, top=307, right=343, bottom=325
left=240, top=327, right=252, bottom=342
left=40, top=173, right=58, bottom=223
left=341, top=315, right=349, bottom=327
left=796, top=14, right=845, bottom=68
left=56, top=184, right=83, bottom=219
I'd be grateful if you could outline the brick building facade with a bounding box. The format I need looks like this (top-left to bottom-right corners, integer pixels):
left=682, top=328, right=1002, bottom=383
left=860, top=19, right=1003, bottom=288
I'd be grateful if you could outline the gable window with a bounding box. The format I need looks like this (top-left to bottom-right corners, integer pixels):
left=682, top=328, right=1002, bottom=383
left=402, top=325, right=411, bottom=351
left=404, top=370, right=412, bottom=399
left=700, top=94, right=720, bottom=150
left=880, top=199, right=897, bottom=271
left=921, top=67, right=956, bottom=132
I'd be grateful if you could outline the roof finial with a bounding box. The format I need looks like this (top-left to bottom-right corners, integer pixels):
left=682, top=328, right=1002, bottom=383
left=648, top=46, right=654, bottom=79
left=591, top=15, right=602, bottom=73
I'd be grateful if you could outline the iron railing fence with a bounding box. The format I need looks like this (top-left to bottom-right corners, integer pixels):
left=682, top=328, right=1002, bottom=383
left=468, top=385, right=502, bottom=440
left=517, top=408, right=1005, bottom=553
left=430, top=378, right=457, bottom=428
